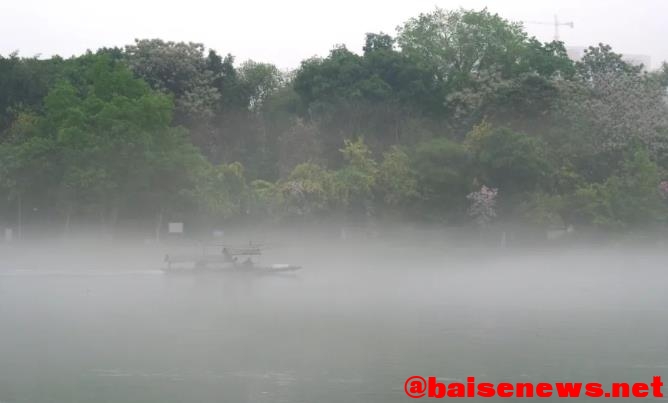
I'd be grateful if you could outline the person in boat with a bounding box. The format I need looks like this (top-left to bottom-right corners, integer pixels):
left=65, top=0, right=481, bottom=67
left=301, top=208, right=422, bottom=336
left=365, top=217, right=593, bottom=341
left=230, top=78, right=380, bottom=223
left=222, top=247, right=237, bottom=263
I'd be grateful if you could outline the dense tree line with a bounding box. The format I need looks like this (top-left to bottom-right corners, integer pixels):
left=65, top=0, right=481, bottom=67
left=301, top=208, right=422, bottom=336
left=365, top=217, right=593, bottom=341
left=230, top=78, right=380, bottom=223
left=1, top=8, right=668, bottom=235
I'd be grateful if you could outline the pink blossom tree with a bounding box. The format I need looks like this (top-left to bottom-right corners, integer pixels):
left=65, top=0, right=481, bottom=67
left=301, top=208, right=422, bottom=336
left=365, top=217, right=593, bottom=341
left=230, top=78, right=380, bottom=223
left=659, top=181, right=668, bottom=199
left=466, top=185, right=498, bottom=226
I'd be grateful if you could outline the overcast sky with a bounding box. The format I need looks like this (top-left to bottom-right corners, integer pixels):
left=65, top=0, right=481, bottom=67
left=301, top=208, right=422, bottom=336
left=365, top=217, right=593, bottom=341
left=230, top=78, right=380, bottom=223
left=1, top=0, right=665, bottom=70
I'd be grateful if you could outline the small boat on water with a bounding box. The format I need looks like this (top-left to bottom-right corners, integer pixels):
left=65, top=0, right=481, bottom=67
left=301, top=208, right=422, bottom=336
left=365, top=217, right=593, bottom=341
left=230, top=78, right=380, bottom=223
left=162, top=243, right=302, bottom=275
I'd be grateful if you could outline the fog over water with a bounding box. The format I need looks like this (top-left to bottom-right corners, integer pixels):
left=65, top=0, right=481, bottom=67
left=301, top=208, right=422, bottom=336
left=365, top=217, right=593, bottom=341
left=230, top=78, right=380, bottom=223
left=1, top=229, right=667, bottom=402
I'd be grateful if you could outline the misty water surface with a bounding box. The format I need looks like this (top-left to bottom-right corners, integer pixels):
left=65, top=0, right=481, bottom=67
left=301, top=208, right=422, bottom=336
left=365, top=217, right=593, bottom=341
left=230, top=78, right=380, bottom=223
left=0, top=233, right=667, bottom=402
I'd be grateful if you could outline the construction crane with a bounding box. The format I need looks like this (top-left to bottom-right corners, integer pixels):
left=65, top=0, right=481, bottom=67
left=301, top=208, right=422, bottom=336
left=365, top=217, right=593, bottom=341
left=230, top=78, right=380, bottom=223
left=524, top=14, right=574, bottom=42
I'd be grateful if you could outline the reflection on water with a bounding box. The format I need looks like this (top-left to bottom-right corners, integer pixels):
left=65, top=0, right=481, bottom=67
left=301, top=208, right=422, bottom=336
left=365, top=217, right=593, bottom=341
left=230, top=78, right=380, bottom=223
left=0, top=243, right=667, bottom=402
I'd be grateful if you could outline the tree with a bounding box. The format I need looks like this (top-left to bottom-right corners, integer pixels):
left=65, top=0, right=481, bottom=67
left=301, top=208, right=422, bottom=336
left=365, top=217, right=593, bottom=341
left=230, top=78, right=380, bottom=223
left=465, top=124, right=550, bottom=199
left=335, top=138, right=378, bottom=215
left=554, top=52, right=668, bottom=181
left=363, top=32, right=395, bottom=54
left=396, top=8, right=573, bottom=138
left=124, top=39, right=220, bottom=123
left=206, top=51, right=248, bottom=110
left=566, top=149, right=667, bottom=229
left=0, top=127, right=60, bottom=232
left=575, top=43, right=642, bottom=81
left=293, top=41, right=441, bottom=162
left=411, top=137, right=473, bottom=221
left=397, top=8, right=569, bottom=87
left=192, top=162, right=248, bottom=221
left=279, top=162, right=338, bottom=217
left=2, top=15, right=668, bottom=235
left=1, top=53, right=206, bottom=230
left=238, top=61, right=283, bottom=113
left=0, top=53, right=64, bottom=134
left=517, top=192, right=565, bottom=228
left=276, top=118, right=323, bottom=177
left=376, top=146, right=418, bottom=208
left=248, top=179, right=280, bottom=219
left=467, top=185, right=497, bottom=227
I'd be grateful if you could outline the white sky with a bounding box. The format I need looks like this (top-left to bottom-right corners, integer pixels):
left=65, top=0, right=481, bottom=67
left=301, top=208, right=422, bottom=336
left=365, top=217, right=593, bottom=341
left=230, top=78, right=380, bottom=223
left=1, top=0, right=666, bottom=70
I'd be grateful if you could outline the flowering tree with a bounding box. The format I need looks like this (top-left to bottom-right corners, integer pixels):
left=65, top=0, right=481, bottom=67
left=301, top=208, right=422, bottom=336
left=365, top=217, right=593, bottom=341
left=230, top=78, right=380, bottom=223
left=660, top=181, right=668, bottom=199
left=467, top=185, right=498, bottom=226
left=556, top=49, right=668, bottom=161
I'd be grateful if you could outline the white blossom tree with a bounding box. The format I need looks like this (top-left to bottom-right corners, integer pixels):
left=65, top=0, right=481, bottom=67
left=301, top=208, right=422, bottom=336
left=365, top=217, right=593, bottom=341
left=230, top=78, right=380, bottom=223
left=660, top=181, right=668, bottom=200
left=466, top=185, right=498, bottom=226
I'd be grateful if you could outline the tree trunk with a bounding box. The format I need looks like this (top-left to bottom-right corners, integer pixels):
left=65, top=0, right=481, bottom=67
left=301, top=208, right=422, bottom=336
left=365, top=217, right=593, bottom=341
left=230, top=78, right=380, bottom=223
left=155, top=209, right=164, bottom=243
left=17, top=194, right=22, bottom=241
left=64, top=205, right=72, bottom=237
left=107, top=204, right=120, bottom=238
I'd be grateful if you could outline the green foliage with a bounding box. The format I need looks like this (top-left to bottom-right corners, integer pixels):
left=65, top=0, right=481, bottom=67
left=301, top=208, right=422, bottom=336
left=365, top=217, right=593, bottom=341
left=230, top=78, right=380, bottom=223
left=411, top=137, right=473, bottom=220
left=0, top=53, right=208, bottom=224
left=248, top=179, right=280, bottom=218
left=398, top=8, right=523, bottom=84
left=517, top=193, right=565, bottom=228
left=192, top=162, right=248, bottom=220
left=292, top=41, right=441, bottom=162
left=0, top=53, right=63, bottom=133
left=336, top=138, right=378, bottom=214
left=363, top=33, right=395, bottom=54
left=466, top=124, right=550, bottom=197
left=1, top=8, right=667, bottom=233
left=575, top=44, right=643, bottom=81
left=275, top=118, right=322, bottom=177
left=0, top=134, right=59, bottom=204
left=521, top=39, right=575, bottom=79
left=376, top=146, right=419, bottom=207
left=569, top=184, right=615, bottom=228
left=44, top=56, right=179, bottom=213
left=567, top=149, right=667, bottom=229
left=397, top=8, right=572, bottom=87
left=238, top=61, right=284, bottom=112
left=279, top=162, right=338, bottom=217
left=396, top=8, right=574, bottom=138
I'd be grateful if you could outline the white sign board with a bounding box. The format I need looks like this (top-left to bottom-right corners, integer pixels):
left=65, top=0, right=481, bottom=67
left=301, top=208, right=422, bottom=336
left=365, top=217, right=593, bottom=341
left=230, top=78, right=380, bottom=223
left=168, top=222, right=183, bottom=234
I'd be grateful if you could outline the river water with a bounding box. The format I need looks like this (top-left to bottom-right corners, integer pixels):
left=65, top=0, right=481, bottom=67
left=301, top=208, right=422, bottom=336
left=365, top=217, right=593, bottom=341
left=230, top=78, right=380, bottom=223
left=0, top=239, right=667, bottom=402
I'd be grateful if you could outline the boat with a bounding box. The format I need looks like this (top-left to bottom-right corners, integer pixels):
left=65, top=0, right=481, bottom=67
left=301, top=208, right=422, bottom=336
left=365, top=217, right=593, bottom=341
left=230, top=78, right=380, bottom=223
left=162, top=243, right=302, bottom=275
